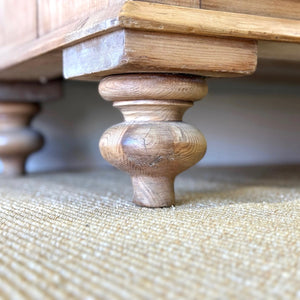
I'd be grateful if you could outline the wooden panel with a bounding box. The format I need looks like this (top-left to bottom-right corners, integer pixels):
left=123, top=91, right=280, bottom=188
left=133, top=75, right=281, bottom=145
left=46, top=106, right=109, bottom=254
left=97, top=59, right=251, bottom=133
left=38, top=0, right=199, bottom=36
left=201, top=0, right=300, bottom=20
left=0, top=0, right=37, bottom=47
left=38, top=0, right=119, bottom=35
left=63, top=29, right=257, bottom=80
left=138, top=0, right=200, bottom=6
left=0, top=3, right=123, bottom=79
left=1, top=1, right=300, bottom=81
left=4, top=39, right=300, bottom=81
left=119, top=2, right=300, bottom=43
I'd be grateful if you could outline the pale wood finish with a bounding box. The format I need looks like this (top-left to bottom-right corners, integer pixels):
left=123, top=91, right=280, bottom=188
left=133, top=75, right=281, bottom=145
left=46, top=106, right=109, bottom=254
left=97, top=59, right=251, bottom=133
left=99, top=74, right=207, bottom=207
left=201, top=0, right=300, bottom=20
left=0, top=3, right=122, bottom=74
left=38, top=0, right=122, bottom=35
left=63, top=29, right=257, bottom=80
left=0, top=0, right=37, bottom=48
left=38, top=0, right=199, bottom=36
left=144, top=0, right=199, bottom=5
left=1, top=2, right=300, bottom=80
left=119, top=2, right=300, bottom=43
left=0, top=103, right=43, bottom=176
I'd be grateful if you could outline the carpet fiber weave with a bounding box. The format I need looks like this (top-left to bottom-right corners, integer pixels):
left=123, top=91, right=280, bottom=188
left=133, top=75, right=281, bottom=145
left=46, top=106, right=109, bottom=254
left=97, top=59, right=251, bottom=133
left=0, top=166, right=299, bottom=299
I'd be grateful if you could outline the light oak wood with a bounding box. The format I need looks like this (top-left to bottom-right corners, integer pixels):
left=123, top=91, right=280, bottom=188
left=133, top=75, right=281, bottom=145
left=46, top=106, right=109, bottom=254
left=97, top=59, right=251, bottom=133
left=0, top=3, right=122, bottom=75
left=0, top=103, right=43, bottom=176
left=0, top=0, right=37, bottom=48
left=119, top=2, right=300, bottom=43
left=63, top=29, right=257, bottom=80
left=0, top=0, right=199, bottom=74
left=201, top=0, right=300, bottom=20
left=145, top=0, right=199, bottom=5
left=1, top=2, right=300, bottom=80
left=99, top=74, right=207, bottom=207
left=38, top=0, right=199, bottom=36
left=38, top=0, right=123, bottom=35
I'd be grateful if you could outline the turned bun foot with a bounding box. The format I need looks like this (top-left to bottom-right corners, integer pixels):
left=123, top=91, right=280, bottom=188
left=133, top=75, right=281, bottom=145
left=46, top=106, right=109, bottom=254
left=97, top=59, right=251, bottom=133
left=0, top=103, right=43, bottom=176
left=99, top=74, right=208, bottom=208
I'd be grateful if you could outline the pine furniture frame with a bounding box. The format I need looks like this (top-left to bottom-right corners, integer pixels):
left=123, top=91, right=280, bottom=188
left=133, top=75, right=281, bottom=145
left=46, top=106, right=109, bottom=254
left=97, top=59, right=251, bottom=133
left=0, top=0, right=299, bottom=207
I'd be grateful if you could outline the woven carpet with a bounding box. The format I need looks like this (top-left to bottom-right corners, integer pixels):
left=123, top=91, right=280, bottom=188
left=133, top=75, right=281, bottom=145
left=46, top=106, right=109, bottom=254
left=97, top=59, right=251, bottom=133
left=0, top=166, right=299, bottom=299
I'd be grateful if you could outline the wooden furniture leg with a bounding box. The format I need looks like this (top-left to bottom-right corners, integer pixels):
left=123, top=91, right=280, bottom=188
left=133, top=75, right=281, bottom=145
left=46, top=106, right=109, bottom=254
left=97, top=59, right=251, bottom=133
left=63, top=24, right=257, bottom=208
left=0, top=81, right=62, bottom=176
left=0, top=102, right=43, bottom=176
left=99, top=74, right=208, bottom=207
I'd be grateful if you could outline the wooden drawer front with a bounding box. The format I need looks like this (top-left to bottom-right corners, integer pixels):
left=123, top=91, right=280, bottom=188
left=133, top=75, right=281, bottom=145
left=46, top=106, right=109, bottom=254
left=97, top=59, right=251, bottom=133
left=201, top=0, right=300, bottom=20
left=0, top=0, right=37, bottom=48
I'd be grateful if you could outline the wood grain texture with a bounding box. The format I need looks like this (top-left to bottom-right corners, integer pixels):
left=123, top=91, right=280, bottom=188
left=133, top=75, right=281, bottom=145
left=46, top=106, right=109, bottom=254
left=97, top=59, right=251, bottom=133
left=99, top=74, right=207, bottom=207
left=63, top=29, right=257, bottom=80
left=201, top=0, right=300, bottom=20
left=119, top=2, right=300, bottom=43
left=136, top=0, right=200, bottom=6
left=38, top=0, right=122, bottom=35
left=0, top=103, right=43, bottom=176
left=0, top=3, right=122, bottom=74
left=0, top=0, right=37, bottom=48
left=38, top=0, right=199, bottom=36
left=1, top=1, right=300, bottom=80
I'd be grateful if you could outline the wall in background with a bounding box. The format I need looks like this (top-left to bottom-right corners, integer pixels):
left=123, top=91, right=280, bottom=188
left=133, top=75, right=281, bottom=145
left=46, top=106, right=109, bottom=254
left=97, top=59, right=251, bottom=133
left=27, top=78, right=300, bottom=172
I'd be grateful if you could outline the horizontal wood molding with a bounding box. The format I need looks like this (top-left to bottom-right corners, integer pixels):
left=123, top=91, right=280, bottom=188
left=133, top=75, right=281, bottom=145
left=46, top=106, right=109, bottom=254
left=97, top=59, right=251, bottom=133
left=63, top=29, right=257, bottom=80
left=135, top=0, right=200, bottom=6
left=1, top=1, right=300, bottom=80
left=201, top=0, right=300, bottom=20
left=119, top=2, right=300, bottom=43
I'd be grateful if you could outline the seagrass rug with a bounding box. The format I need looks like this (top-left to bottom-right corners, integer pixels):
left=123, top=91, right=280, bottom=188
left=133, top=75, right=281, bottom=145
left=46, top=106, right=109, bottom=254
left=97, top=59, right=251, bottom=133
left=0, top=166, right=299, bottom=299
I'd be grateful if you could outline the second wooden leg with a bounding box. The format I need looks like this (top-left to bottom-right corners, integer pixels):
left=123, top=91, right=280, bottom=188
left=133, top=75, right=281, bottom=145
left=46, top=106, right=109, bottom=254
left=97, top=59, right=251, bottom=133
left=0, top=102, right=43, bottom=176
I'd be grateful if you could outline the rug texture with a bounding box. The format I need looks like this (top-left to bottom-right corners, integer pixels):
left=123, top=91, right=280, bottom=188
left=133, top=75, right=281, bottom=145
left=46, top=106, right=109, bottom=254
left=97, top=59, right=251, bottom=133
left=0, top=166, right=299, bottom=300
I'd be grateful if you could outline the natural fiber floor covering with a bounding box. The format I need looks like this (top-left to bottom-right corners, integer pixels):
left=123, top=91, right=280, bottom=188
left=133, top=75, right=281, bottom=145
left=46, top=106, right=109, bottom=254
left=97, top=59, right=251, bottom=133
left=0, top=165, right=299, bottom=300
